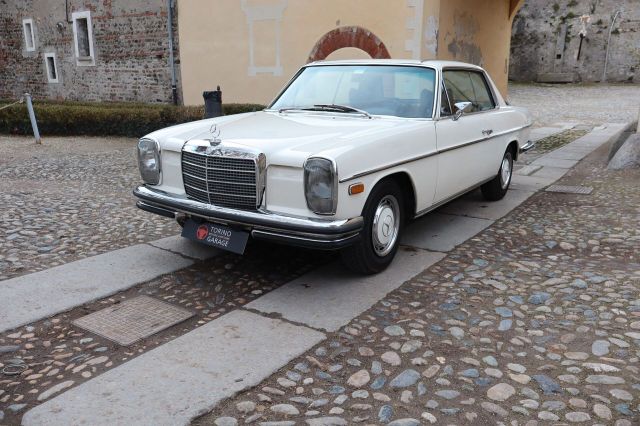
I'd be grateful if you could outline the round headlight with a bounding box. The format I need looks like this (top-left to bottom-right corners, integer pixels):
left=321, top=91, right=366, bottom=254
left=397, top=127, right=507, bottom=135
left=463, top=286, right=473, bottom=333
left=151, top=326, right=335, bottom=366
left=304, top=157, right=337, bottom=215
left=137, top=138, right=161, bottom=185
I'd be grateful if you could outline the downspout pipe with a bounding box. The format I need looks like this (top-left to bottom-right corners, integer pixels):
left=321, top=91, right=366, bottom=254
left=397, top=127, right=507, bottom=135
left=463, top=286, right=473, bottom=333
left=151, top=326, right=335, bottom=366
left=602, top=10, right=621, bottom=83
left=167, top=0, right=178, bottom=105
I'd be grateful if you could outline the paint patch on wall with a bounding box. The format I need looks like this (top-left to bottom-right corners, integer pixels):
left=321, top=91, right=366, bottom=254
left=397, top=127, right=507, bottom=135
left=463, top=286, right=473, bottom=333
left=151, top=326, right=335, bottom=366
left=445, top=10, right=483, bottom=66
left=241, top=0, right=287, bottom=77
left=447, top=40, right=483, bottom=65
left=424, top=15, right=438, bottom=58
left=404, top=0, right=424, bottom=59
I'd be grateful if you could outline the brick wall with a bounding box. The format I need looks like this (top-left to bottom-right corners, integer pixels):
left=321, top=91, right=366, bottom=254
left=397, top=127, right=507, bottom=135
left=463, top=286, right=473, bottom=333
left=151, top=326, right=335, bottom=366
left=0, top=0, right=181, bottom=104
left=510, top=0, right=639, bottom=83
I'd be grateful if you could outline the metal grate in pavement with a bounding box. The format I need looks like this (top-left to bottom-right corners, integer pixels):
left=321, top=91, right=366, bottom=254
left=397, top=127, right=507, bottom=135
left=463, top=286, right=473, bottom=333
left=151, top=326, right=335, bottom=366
left=545, top=185, right=593, bottom=194
left=72, top=296, right=194, bottom=346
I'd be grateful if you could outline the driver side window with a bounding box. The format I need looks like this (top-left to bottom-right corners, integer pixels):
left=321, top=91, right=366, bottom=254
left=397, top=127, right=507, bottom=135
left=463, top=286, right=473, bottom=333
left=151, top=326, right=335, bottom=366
left=442, top=70, right=496, bottom=114
left=443, top=70, right=478, bottom=113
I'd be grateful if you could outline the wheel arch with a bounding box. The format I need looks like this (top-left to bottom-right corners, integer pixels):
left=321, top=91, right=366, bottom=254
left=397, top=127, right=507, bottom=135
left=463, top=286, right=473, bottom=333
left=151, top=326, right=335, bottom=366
left=367, top=171, right=417, bottom=222
left=507, top=140, right=519, bottom=161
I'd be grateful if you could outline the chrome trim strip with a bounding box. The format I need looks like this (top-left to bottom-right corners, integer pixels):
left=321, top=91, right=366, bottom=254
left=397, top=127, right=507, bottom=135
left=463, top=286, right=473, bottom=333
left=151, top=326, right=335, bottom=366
left=339, top=123, right=532, bottom=183
left=414, top=176, right=495, bottom=218
left=339, top=151, right=438, bottom=183
left=134, top=185, right=363, bottom=236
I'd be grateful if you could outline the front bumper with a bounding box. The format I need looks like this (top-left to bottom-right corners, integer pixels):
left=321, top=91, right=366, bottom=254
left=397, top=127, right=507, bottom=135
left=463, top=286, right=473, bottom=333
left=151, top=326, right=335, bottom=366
left=133, top=185, right=363, bottom=250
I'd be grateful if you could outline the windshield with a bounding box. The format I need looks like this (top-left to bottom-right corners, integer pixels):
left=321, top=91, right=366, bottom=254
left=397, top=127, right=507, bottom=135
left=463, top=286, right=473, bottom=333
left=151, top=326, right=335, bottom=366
left=270, top=65, right=436, bottom=119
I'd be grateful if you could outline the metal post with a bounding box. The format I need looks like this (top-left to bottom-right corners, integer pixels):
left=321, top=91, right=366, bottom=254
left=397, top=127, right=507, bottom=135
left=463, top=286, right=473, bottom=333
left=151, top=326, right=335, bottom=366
left=167, top=0, right=178, bottom=105
left=24, top=93, right=41, bottom=144
left=602, top=10, right=621, bottom=83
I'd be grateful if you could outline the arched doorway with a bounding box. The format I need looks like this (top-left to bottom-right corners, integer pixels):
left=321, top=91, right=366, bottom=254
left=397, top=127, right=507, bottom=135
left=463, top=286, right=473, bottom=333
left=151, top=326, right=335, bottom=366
left=307, top=26, right=391, bottom=63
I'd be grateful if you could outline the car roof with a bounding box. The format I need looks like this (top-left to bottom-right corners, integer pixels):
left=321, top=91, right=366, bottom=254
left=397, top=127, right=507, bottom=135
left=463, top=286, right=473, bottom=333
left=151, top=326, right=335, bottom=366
left=305, top=59, right=484, bottom=71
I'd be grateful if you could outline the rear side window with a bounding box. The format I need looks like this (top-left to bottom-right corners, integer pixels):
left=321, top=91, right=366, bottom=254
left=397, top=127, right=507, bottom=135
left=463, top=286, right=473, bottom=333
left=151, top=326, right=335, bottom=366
left=443, top=70, right=495, bottom=114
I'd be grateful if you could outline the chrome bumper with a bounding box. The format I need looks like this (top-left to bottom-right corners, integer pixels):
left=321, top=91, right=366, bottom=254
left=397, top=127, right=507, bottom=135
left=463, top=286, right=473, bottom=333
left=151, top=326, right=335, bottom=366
left=133, top=185, right=363, bottom=250
left=519, top=140, right=536, bottom=154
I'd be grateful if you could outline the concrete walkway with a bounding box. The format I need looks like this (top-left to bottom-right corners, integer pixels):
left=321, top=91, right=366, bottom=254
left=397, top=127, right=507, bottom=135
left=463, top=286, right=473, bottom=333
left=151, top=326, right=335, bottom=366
left=0, top=237, right=219, bottom=334
left=20, top=122, right=630, bottom=425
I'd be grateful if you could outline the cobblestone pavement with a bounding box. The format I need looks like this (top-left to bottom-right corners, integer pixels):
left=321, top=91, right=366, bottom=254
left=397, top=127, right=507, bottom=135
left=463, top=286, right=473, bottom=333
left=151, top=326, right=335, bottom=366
left=197, top=143, right=640, bottom=424
left=0, top=242, right=332, bottom=424
left=508, top=83, right=640, bottom=127
left=0, top=136, right=178, bottom=280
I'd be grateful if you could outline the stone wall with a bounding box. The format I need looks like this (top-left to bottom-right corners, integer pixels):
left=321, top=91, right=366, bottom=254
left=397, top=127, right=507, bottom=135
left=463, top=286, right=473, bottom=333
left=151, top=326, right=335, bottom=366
left=0, top=0, right=181, bottom=104
left=510, top=0, right=639, bottom=83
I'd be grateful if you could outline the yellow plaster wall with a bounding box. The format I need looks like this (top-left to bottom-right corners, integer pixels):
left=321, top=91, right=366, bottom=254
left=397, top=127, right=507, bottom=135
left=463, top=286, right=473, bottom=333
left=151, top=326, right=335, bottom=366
left=178, top=0, right=434, bottom=105
left=177, top=0, right=521, bottom=105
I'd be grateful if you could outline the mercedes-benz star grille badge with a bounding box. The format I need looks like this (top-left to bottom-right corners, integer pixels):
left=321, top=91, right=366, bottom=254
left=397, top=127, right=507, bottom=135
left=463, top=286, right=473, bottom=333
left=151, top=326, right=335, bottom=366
left=208, top=124, right=222, bottom=146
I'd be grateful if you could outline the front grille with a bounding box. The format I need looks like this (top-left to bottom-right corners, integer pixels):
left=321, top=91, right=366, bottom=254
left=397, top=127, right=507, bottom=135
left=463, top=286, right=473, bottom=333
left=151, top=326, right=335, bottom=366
left=182, top=151, right=258, bottom=210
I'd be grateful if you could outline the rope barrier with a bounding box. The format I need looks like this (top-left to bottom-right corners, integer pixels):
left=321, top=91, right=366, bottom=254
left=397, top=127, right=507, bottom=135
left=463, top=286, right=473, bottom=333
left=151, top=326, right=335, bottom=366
left=0, top=96, right=25, bottom=111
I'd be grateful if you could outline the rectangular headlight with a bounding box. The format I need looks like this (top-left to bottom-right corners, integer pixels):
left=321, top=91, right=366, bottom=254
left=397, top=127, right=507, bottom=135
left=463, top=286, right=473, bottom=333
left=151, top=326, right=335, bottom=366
left=137, top=138, right=161, bottom=185
left=304, top=157, right=337, bottom=215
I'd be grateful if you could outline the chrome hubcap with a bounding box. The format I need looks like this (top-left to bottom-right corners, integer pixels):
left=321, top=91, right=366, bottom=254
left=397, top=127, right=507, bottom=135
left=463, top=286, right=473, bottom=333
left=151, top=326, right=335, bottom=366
left=500, top=156, right=512, bottom=189
left=372, top=195, right=400, bottom=257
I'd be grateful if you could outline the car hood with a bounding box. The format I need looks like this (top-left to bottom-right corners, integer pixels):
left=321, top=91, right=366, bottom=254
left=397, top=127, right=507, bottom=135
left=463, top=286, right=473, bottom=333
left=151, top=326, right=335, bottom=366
left=147, top=111, right=423, bottom=167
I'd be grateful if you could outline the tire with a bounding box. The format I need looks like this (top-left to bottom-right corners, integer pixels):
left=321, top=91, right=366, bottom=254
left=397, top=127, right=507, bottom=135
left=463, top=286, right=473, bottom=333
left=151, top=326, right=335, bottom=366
left=341, top=179, right=404, bottom=274
left=481, top=149, right=513, bottom=201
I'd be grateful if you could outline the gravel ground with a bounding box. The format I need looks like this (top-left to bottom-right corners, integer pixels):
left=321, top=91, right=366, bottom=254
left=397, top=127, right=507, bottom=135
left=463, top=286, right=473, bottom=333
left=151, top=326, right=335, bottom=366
left=508, top=83, right=640, bottom=127
left=0, top=136, right=178, bottom=280
left=197, top=142, right=640, bottom=424
left=0, top=241, right=333, bottom=424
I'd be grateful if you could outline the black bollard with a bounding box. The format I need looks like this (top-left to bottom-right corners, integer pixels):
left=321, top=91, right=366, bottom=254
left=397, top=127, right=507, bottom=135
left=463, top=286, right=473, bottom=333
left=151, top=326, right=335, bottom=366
left=203, top=86, right=223, bottom=118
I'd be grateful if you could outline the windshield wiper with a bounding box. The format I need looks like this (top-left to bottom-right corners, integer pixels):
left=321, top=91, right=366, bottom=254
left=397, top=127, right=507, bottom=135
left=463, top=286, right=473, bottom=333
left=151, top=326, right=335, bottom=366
left=278, top=104, right=372, bottom=118
left=313, top=104, right=372, bottom=118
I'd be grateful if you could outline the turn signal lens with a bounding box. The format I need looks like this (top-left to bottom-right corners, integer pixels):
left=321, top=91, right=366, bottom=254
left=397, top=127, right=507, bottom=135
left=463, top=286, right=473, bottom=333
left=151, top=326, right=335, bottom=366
left=348, top=183, right=365, bottom=195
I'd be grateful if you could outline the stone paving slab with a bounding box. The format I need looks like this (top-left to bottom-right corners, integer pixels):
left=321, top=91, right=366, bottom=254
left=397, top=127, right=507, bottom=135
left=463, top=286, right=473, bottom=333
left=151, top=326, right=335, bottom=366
left=439, top=188, right=535, bottom=221
left=511, top=174, right=558, bottom=192
left=530, top=166, right=571, bottom=180
left=21, top=310, right=326, bottom=426
left=514, top=164, right=543, bottom=176
left=148, top=235, right=221, bottom=260
left=531, top=157, right=579, bottom=169
left=402, top=213, right=492, bottom=252
left=543, top=148, right=591, bottom=161
left=247, top=248, right=445, bottom=332
left=0, top=244, right=193, bottom=334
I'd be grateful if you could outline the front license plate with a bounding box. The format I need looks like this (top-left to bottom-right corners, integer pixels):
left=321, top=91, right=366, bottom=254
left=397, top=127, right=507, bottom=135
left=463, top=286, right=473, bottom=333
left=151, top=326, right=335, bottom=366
left=181, top=219, right=249, bottom=254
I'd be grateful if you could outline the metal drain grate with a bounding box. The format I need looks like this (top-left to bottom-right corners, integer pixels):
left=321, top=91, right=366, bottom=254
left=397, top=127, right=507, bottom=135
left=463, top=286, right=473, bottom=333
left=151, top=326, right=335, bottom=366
left=545, top=185, right=593, bottom=194
left=72, top=296, right=194, bottom=346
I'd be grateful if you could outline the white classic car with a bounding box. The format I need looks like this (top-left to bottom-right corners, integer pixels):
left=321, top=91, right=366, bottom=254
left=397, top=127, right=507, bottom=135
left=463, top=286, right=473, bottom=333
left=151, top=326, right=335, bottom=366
left=134, top=60, right=533, bottom=274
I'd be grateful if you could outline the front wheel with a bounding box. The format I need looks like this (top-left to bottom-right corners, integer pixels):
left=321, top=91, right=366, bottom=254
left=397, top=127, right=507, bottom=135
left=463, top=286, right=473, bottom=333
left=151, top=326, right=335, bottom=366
left=341, top=180, right=404, bottom=274
left=481, top=149, right=513, bottom=201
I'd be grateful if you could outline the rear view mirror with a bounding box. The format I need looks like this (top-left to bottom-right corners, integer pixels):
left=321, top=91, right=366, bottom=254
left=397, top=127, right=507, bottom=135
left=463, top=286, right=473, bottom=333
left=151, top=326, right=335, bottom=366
left=453, top=102, right=472, bottom=121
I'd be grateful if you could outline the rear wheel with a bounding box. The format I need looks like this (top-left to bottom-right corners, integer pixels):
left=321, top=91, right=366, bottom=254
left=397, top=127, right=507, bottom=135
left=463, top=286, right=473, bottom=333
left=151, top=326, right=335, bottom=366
left=341, top=180, right=404, bottom=274
left=481, top=149, right=513, bottom=201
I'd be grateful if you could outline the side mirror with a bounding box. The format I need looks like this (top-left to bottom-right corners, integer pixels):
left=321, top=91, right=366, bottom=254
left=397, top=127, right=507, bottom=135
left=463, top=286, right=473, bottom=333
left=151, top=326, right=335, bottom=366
left=452, top=102, right=472, bottom=121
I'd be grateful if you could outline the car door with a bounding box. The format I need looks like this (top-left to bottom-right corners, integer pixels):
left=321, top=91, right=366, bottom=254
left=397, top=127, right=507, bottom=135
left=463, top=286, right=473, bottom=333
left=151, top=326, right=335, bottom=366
left=433, top=68, right=505, bottom=203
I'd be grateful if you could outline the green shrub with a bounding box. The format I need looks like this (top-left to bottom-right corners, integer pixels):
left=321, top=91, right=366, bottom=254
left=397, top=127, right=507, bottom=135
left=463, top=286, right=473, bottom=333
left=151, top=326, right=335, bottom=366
left=0, top=101, right=266, bottom=138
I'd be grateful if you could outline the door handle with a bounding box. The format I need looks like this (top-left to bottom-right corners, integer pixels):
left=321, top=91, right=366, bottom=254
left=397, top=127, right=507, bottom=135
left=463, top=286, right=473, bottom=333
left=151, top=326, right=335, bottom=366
left=482, top=129, right=494, bottom=136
